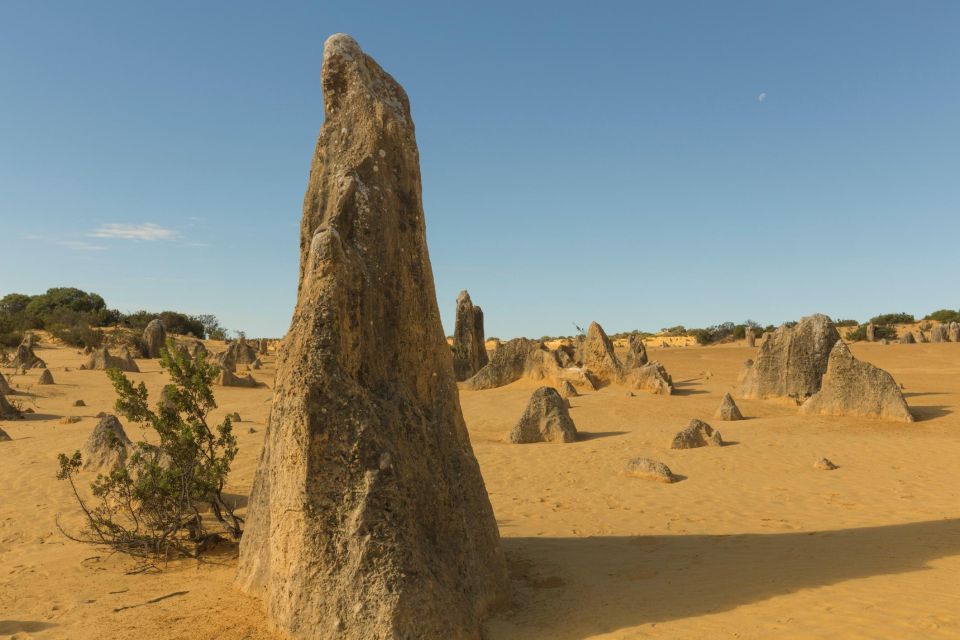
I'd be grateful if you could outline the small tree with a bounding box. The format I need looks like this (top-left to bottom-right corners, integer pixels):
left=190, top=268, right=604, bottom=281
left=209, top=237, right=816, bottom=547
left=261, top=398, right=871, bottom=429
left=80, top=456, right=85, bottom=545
left=57, top=338, right=242, bottom=559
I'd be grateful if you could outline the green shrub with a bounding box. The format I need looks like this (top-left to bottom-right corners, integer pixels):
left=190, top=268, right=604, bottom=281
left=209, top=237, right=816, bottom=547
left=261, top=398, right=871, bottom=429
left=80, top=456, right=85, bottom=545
left=57, top=339, right=241, bottom=559
left=924, top=309, right=960, bottom=324
left=869, top=313, right=915, bottom=325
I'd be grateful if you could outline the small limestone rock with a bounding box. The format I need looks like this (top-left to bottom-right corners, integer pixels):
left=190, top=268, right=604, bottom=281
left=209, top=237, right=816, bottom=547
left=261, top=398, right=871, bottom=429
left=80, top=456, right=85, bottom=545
left=559, top=380, right=578, bottom=398
left=11, top=336, right=46, bottom=370
left=949, top=322, right=960, bottom=343
left=900, top=332, right=916, bottom=344
left=0, top=426, right=10, bottom=441
left=715, top=393, right=743, bottom=420
left=37, top=369, right=54, bottom=385
left=217, top=369, right=258, bottom=388
left=82, top=414, right=133, bottom=471
left=931, top=324, right=949, bottom=343
left=814, top=458, right=838, bottom=471
left=624, top=457, right=675, bottom=483
left=248, top=427, right=257, bottom=434
left=509, top=386, right=578, bottom=444
left=671, top=419, right=723, bottom=449
left=82, top=347, right=139, bottom=373
left=621, top=334, right=649, bottom=368
left=59, top=416, right=81, bottom=425
left=228, top=412, right=242, bottom=422
left=73, top=400, right=86, bottom=407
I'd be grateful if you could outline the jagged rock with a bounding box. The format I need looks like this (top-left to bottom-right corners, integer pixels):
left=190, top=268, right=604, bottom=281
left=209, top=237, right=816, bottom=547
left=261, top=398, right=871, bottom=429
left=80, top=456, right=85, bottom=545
left=715, top=393, right=743, bottom=420
left=621, top=361, right=674, bottom=395
left=815, top=457, right=838, bottom=470
left=581, top=322, right=622, bottom=385
left=554, top=346, right=574, bottom=368
left=866, top=323, right=876, bottom=342
left=217, top=369, right=258, bottom=388
left=931, top=324, right=948, bottom=343
left=0, top=426, right=10, bottom=442
left=559, top=380, right=578, bottom=398
left=0, top=391, right=21, bottom=419
left=80, top=347, right=140, bottom=373
left=508, top=387, right=578, bottom=444
left=739, top=314, right=840, bottom=400
left=11, top=336, right=45, bottom=370
left=900, top=332, right=916, bottom=344
left=462, top=338, right=555, bottom=390
left=949, top=322, right=960, bottom=343
left=916, top=331, right=928, bottom=343
left=671, top=419, right=723, bottom=449
left=37, top=369, right=54, bottom=385
left=624, top=457, right=675, bottom=483
left=800, top=340, right=913, bottom=422
left=219, top=337, right=258, bottom=372
left=82, top=414, right=133, bottom=472
left=452, top=290, right=489, bottom=381
left=745, top=327, right=756, bottom=348
left=236, top=34, right=506, bottom=639
left=143, top=319, right=167, bottom=358
left=621, top=334, right=648, bottom=368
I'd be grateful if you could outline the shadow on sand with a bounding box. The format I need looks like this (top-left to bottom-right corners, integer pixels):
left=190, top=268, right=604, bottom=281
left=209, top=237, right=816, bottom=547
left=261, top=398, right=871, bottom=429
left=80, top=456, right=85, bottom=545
left=495, top=518, right=960, bottom=639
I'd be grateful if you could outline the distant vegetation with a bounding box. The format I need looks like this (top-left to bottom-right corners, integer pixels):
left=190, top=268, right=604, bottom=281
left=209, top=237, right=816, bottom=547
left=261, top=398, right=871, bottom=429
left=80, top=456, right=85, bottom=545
left=846, top=324, right=898, bottom=342
left=868, top=312, right=915, bottom=325
left=924, top=309, right=960, bottom=324
left=0, top=287, right=229, bottom=348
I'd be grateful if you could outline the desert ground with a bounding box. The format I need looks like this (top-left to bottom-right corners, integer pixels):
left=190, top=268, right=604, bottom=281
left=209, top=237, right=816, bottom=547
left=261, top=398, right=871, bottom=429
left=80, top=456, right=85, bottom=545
left=2, top=336, right=959, bottom=639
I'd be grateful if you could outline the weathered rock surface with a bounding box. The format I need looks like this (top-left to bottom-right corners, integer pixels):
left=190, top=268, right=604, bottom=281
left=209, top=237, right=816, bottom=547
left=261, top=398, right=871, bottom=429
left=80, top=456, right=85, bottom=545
left=559, top=380, right=578, bottom=398
left=624, top=457, right=675, bottom=483
left=11, top=336, right=45, bottom=370
left=900, top=332, right=916, bottom=344
left=621, top=361, right=674, bottom=395
left=931, top=324, right=948, bottom=343
left=217, top=369, right=258, bottom=388
left=715, top=392, right=743, bottom=420
left=236, top=34, right=506, bottom=640
left=0, top=374, right=12, bottom=396
left=739, top=314, right=840, bottom=400
left=80, top=347, right=140, bottom=373
left=815, top=457, right=838, bottom=471
left=0, top=391, right=21, bottom=419
left=219, top=338, right=258, bottom=372
left=82, top=414, right=133, bottom=472
left=671, top=419, right=723, bottom=449
left=949, top=322, right=960, bottom=343
left=917, top=331, right=928, bottom=343
left=745, top=327, right=756, bottom=348
left=508, top=386, right=578, bottom=444
left=800, top=340, right=913, bottom=422
left=581, top=322, right=622, bottom=384
left=0, top=426, right=10, bottom=442
left=37, top=369, right=54, bottom=385
left=621, top=334, right=648, bottom=368
left=462, top=338, right=554, bottom=390
left=452, top=290, right=489, bottom=381
left=866, top=323, right=876, bottom=342
left=143, top=319, right=167, bottom=358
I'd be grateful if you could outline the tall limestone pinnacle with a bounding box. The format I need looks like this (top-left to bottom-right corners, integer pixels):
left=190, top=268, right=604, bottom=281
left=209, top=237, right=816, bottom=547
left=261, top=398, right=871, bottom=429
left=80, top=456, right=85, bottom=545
left=236, top=34, right=507, bottom=639
left=453, top=290, right=489, bottom=381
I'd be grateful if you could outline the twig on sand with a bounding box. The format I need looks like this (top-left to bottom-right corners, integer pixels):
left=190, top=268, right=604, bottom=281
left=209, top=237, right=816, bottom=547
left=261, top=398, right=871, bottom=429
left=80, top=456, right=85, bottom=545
left=113, top=590, right=189, bottom=612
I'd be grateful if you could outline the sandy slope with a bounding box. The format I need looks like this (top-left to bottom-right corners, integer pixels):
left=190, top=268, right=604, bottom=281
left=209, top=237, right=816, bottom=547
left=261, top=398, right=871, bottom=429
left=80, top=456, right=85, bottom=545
left=2, top=340, right=959, bottom=639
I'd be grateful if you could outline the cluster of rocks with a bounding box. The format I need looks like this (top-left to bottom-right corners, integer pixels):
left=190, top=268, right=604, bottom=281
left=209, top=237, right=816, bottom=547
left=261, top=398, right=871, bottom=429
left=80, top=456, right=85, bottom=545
left=235, top=35, right=506, bottom=640
left=80, top=346, right=140, bottom=373
left=217, top=369, right=258, bottom=388
left=218, top=337, right=258, bottom=372
left=463, top=321, right=672, bottom=396
left=739, top=314, right=912, bottom=421
left=11, top=335, right=45, bottom=370
left=452, top=290, right=489, bottom=381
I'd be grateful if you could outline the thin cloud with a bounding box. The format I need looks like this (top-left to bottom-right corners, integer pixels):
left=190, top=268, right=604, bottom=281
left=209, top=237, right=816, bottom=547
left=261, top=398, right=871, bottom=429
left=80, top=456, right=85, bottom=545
left=757, top=92, right=767, bottom=103
left=89, top=223, right=178, bottom=241
left=20, top=233, right=106, bottom=251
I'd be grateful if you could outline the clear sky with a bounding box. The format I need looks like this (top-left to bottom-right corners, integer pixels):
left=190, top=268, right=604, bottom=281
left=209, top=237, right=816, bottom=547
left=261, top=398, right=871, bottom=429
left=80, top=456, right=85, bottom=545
left=2, top=1, right=958, bottom=339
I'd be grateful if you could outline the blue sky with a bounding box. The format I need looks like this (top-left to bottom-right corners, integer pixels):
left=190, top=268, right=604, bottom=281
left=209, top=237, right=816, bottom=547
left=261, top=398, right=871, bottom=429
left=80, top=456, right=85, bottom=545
left=2, top=1, right=958, bottom=339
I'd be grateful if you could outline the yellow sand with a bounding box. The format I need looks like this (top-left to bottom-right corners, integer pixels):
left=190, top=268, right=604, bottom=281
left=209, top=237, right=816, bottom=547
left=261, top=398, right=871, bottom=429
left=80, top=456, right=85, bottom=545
left=2, top=340, right=960, bottom=639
